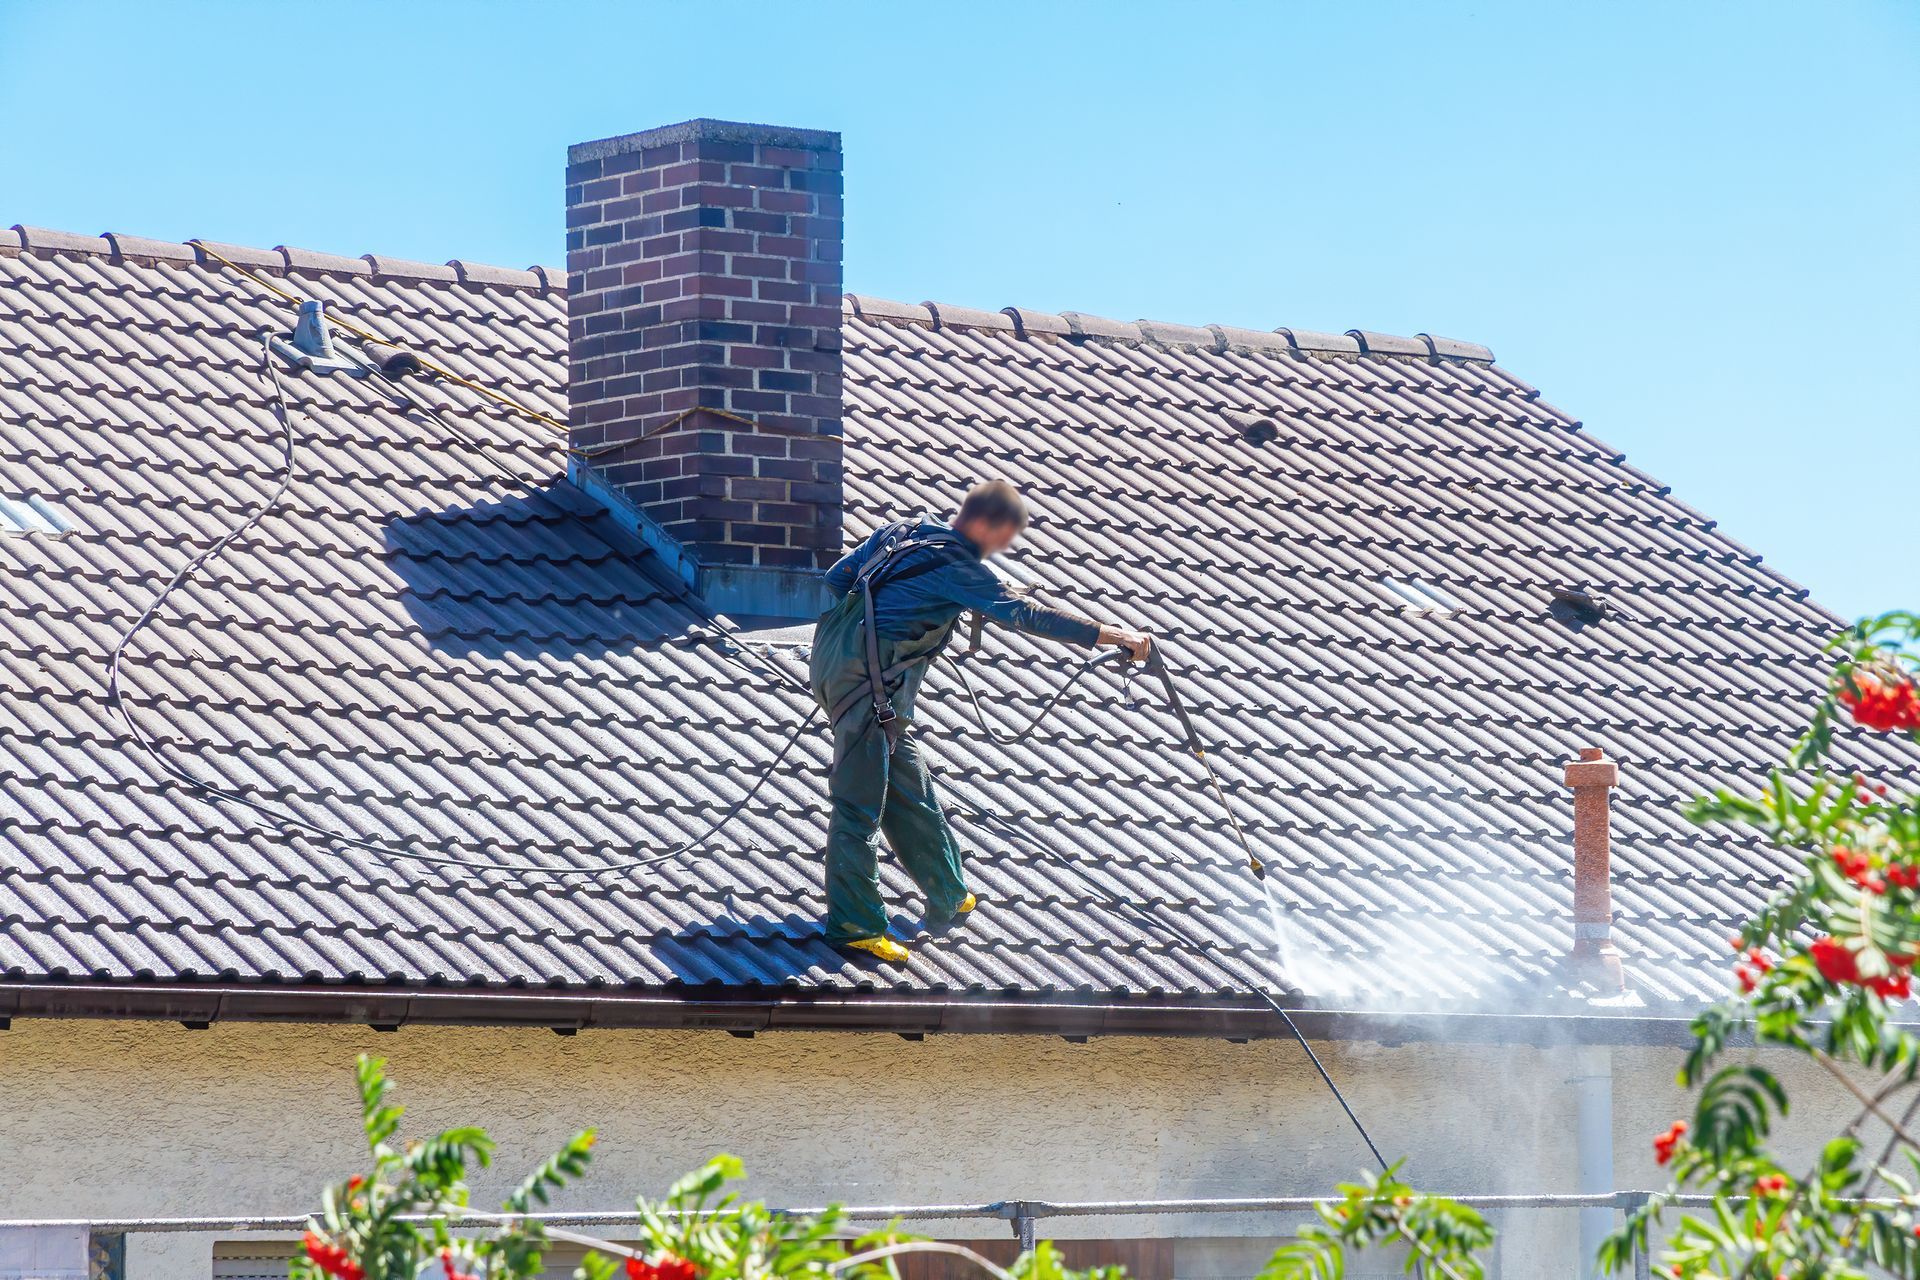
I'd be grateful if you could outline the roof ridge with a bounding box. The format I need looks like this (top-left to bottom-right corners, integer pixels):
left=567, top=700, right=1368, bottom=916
left=3, top=224, right=564, bottom=293
left=841, top=293, right=1495, bottom=364
left=1, top=224, right=1489, bottom=358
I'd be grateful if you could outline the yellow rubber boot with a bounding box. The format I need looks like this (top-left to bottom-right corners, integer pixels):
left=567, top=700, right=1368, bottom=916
left=843, top=935, right=911, bottom=965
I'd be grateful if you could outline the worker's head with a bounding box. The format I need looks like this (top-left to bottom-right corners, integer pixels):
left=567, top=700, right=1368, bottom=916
left=954, top=480, right=1029, bottom=555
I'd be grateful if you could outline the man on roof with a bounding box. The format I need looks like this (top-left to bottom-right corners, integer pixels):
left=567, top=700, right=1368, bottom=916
left=811, top=480, right=1153, bottom=964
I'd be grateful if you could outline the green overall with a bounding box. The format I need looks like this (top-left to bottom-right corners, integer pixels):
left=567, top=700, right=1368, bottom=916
left=809, top=588, right=968, bottom=940
left=811, top=517, right=1103, bottom=942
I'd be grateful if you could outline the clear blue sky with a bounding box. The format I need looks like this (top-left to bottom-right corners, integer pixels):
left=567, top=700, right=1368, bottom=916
left=2, top=1, right=1913, bottom=617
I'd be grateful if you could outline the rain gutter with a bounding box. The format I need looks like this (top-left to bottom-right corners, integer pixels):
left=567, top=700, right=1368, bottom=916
left=0, top=980, right=1725, bottom=1046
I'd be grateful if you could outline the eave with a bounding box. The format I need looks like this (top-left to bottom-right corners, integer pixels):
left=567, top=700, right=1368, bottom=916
left=0, top=979, right=1713, bottom=1047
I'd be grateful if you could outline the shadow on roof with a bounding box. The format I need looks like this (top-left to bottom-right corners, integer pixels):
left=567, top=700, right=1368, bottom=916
left=653, top=909, right=874, bottom=988
left=380, top=476, right=705, bottom=660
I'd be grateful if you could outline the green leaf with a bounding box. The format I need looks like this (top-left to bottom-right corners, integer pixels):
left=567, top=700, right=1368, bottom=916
left=1691, top=1065, right=1788, bottom=1160
left=574, top=1253, right=622, bottom=1280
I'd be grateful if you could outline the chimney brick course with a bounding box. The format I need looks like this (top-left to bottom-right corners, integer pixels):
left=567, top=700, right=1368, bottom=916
left=566, top=120, right=843, bottom=573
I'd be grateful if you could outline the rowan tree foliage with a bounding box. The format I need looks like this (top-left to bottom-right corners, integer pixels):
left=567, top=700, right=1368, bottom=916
left=1266, top=611, right=1920, bottom=1280
left=294, top=1057, right=1122, bottom=1280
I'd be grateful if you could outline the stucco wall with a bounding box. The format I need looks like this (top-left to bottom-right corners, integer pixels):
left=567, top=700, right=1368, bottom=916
left=0, top=1018, right=1864, bottom=1280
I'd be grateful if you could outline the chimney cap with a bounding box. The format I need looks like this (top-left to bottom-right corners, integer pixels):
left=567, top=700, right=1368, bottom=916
left=1565, top=747, right=1619, bottom=789
left=568, top=118, right=840, bottom=165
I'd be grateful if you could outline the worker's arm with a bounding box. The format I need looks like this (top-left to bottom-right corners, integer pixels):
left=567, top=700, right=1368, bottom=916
left=942, top=560, right=1150, bottom=657
left=822, top=524, right=894, bottom=598
left=1096, top=623, right=1154, bottom=661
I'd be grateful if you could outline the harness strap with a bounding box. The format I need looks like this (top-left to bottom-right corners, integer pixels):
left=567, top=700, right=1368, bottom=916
left=828, top=656, right=932, bottom=729
left=851, top=521, right=970, bottom=751
left=861, top=567, right=898, bottom=749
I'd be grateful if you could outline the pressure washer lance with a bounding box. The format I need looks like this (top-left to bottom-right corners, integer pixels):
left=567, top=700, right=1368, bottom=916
left=1120, top=642, right=1384, bottom=1171
left=1137, top=643, right=1265, bottom=879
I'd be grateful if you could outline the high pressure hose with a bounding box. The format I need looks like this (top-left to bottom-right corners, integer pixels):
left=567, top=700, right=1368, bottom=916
left=108, top=271, right=1388, bottom=1172
left=951, top=646, right=1387, bottom=1172
left=105, top=335, right=817, bottom=877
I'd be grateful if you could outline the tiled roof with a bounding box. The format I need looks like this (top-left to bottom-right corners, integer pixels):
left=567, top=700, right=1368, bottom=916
left=1, top=226, right=1911, bottom=1030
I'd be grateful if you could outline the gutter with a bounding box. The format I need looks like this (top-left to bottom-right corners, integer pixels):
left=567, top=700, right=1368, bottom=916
left=0, top=980, right=1723, bottom=1047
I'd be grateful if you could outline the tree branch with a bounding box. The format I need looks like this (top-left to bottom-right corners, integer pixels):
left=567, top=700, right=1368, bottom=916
left=1815, top=1050, right=1920, bottom=1148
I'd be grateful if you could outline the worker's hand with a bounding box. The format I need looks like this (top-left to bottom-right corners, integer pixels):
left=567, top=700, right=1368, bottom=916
left=1099, top=625, right=1153, bottom=662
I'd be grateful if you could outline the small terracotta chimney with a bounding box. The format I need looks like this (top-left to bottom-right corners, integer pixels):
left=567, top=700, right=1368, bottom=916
left=1565, top=746, right=1624, bottom=991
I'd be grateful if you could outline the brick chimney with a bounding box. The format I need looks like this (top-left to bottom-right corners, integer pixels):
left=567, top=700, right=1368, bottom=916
left=564, top=119, right=843, bottom=617
left=1565, top=746, right=1625, bottom=992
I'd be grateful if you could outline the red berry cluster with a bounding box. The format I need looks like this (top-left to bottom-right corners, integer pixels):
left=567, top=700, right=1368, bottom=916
left=1735, top=946, right=1774, bottom=994
left=1829, top=846, right=1920, bottom=895
left=439, top=1248, right=479, bottom=1280
left=303, top=1231, right=365, bottom=1280
left=627, top=1255, right=701, bottom=1280
left=1810, top=935, right=1914, bottom=999
left=1851, top=773, right=1892, bottom=804
left=1838, top=665, right=1920, bottom=733
left=1653, top=1120, right=1687, bottom=1166
left=1834, top=847, right=1886, bottom=894
left=1753, top=1173, right=1789, bottom=1197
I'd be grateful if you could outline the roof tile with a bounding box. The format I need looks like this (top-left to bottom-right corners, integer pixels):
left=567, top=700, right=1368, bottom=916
left=1279, top=327, right=1363, bottom=355
left=1060, top=311, right=1145, bottom=343
left=923, top=301, right=1015, bottom=332
left=12, top=226, right=112, bottom=257
left=190, top=238, right=283, bottom=269
left=1136, top=318, right=1219, bottom=349
left=446, top=259, right=542, bottom=290
left=278, top=245, right=373, bottom=277
left=1348, top=329, right=1430, bottom=357
left=844, top=295, right=933, bottom=326
left=101, top=233, right=198, bottom=265
left=1001, top=306, right=1072, bottom=338
left=1421, top=333, right=1497, bottom=363
left=361, top=253, right=459, bottom=283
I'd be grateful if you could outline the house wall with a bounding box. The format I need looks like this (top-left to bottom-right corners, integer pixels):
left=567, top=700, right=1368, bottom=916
left=0, top=1018, right=1860, bottom=1280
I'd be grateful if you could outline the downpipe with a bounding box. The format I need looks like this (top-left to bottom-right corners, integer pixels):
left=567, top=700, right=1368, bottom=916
left=1574, top=1043, right=1615, bottom=1280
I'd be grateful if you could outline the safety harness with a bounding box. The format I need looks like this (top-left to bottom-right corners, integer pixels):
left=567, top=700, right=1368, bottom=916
left=835, top=519, right=974, bottom=747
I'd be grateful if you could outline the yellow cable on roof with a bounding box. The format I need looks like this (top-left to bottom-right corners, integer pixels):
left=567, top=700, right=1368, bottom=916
left=190, top=239, right=570, bottom=435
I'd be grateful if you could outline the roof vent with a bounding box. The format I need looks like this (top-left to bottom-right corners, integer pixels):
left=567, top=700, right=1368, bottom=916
left=1231, top=413, right=1280, bottom=446
left=271, top=300, right=363, bottom=375
left=1551, top=586, right=1607, bottom=625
